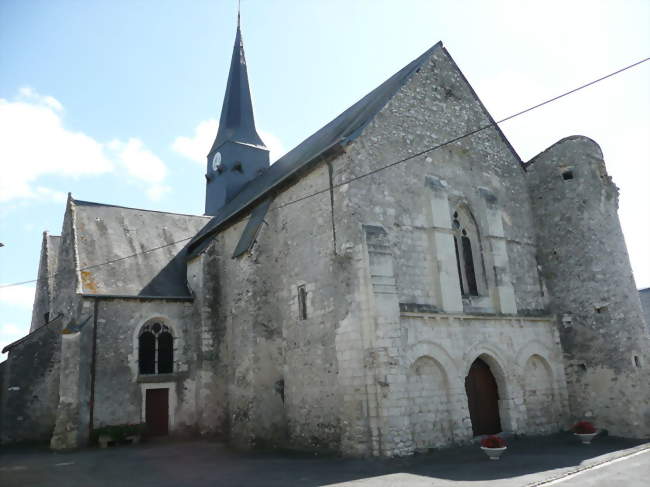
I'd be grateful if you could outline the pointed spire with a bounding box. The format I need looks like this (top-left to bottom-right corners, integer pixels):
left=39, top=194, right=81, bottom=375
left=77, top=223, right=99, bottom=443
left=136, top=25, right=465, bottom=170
left=209, top=12, right=266, bottom=154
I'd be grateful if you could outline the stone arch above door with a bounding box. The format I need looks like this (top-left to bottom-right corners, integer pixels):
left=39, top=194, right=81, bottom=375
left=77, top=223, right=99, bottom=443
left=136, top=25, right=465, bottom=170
left=407, top=355, right=453, bottom=450
left=465, top=357, right=502, bottom=436
left=523, top=354, right=559, bottom=434
left=461, top=348, right=516, bottom=434
left=461, top=345, right=513, bottom=397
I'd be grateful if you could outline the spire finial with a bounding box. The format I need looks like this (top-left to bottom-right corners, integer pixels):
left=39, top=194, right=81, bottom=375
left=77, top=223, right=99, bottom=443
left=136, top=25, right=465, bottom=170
left=237, top=0, right=240, bottom=28
left=207, top=0, right=266, bottom=156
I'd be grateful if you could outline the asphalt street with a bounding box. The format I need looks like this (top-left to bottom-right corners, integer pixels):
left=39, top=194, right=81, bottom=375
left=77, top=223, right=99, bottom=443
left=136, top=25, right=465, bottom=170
left=0, top=433, right=648, bottom=487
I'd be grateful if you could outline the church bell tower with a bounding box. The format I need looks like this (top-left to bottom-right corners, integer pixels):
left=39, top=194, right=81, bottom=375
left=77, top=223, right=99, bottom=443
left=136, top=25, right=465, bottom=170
left=205, top=14, right=269, bottom=216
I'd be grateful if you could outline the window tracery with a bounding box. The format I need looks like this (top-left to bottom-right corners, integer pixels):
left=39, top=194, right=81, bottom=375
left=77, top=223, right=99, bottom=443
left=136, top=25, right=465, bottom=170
left=452, top=207, right=483, bottom=297
left=138, top=322, right=174, bottom=374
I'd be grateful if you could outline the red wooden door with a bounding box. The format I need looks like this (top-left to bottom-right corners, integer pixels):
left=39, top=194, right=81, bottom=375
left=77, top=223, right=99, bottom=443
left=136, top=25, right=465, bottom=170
left=465, top=358, right=501, bottom=436
left=145, top=388, right=169, bottom=436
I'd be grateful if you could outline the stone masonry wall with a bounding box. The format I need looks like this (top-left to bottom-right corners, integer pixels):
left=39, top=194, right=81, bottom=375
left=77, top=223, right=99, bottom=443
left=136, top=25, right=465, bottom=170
left=30, top=233, right=53, bottom=333
left=0, top=322, right=61, bottom=444
left=195, top=161, right=356, bottom=452
left=317, top=45, right=564, bottom=455
left=48, top=196, right=89, bottom=450
left=332, top=47, right=545, bottom=319
left=526, top=136, right=650, bottom=437
left=90, top=298, right=198, bottom=436
left=402, top=313, right=568, bottom=446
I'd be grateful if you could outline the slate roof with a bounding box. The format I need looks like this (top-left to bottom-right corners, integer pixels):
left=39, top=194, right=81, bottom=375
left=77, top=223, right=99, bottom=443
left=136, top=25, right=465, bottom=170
left=187, top=41, right=443, bottom=258
left=208, top=18, right=266, bottom=155
left=2, top=314, right=63, bottom=353
left=72, top=200, right=210, bottom=297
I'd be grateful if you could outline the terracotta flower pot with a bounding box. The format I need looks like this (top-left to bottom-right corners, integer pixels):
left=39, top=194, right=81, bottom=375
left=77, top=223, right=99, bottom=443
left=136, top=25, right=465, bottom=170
left=481, top=446, right=507, bottom=460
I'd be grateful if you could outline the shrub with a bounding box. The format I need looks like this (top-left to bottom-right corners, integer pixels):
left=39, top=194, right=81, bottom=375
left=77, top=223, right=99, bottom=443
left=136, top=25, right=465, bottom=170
left=481, top=435, right=506, bottom=448
left=93, top=423, right=146, bottom=443
left=572, top=421, right=596, bottom=434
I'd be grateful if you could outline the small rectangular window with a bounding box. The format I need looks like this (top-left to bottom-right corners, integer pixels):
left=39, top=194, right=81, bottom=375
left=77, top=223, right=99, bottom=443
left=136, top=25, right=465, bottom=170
left=562, top=170, right=574, bottom=180
left=297, top=285, right=307, bottom=320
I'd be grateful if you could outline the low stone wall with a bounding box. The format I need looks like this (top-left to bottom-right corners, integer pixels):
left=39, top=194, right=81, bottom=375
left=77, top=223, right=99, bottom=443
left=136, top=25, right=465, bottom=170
left=0, top=322, right=61, bottom=444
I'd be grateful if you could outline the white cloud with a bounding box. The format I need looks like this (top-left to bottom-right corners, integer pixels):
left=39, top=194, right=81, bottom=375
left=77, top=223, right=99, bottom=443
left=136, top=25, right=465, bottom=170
left=0, top=284, right=35, bottom=308
left=0, top=88, right=170, bottom=203
left=172, top=120, right=217, bottom=163
left=476, top=67, right=649, bottom=288
left=172, top=119, right=286, bottom=165
left=0, top=93, right=113, bottom=202
left=108, top=138, right=171, bottom=201
left=18, top=86, right=64, bottom=112
left=34, top=186, right=68, bottom=203
left=145, top=184, right=171, bottom=201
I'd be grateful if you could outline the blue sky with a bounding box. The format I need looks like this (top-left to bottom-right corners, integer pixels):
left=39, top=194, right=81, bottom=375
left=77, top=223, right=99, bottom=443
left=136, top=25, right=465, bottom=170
left=1, top=0, right=649, bottom=354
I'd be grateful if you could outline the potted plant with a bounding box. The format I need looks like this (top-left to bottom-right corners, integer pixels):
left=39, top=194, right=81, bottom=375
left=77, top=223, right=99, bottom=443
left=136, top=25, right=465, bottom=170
left=572, top=421, right=598, bottom=444
left=93, top=425, right=117, bottom=448
left=122, top=423, right=145, bottom=444
left=93, top=423, right=146, bottom=448
left=480, top=435, right=507, bottom=460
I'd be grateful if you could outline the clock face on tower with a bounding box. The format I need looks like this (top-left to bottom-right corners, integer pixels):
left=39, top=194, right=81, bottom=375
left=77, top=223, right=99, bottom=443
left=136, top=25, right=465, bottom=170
left=211, top=152, right=222, bottom=172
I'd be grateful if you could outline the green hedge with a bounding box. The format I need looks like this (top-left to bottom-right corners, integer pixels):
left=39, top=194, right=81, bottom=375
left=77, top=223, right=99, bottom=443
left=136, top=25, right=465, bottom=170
left=92, top=423, right=146, bottom=443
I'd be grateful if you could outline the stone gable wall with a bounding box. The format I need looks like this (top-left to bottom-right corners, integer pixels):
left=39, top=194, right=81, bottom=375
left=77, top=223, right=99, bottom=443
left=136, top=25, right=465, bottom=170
left=332, top=47, right=544, bottom=318
left=90, top=299, right=198, bottom=435
left=317, top=46, right=566, bottom=455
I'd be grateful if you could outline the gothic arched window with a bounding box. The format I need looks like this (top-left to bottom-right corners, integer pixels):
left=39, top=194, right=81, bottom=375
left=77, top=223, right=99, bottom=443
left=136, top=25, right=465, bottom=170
left=138, top=322, right=174, bottom=375
left=452, top=207, right=483, bottom=297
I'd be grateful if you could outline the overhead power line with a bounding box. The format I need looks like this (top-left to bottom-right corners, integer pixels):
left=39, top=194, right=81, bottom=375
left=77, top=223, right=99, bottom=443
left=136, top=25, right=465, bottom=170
left=1, top=56, right=648, bottom=290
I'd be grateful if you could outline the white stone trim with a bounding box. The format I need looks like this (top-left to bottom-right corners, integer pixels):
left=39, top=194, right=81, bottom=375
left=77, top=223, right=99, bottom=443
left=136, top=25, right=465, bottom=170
left=140, top=382, right=176, bottom=431
left=400, top=312, right=553, bottom=322
left=405, top=341, right=462, bottom=383
left=129, top=314, right=183, bottom=380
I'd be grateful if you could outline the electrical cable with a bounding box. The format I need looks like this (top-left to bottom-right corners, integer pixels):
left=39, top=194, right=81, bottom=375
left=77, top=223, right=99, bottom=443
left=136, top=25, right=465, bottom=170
left=1, top=57, right=647, bottom=290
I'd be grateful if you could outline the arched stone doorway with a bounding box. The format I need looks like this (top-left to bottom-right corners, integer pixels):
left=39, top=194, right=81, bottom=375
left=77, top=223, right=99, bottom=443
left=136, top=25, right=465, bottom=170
left=465, top=358, right=501, bottom=436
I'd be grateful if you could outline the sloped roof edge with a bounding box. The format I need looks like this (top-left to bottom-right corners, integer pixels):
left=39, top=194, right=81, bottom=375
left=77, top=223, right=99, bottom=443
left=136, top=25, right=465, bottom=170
left=2, top=314, right=63, bottom=353
left=188, top=41, right=444, bottom=258
left=73, top=199, right=210, bottom=220
left=70, top=197, right=208, bottom=297
left=439, top=47, right=523, bottom=169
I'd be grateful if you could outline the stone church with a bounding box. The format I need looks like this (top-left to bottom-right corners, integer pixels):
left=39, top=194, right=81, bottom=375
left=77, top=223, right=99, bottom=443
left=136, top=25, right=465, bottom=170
left=1, top=20, right=648, bottom=456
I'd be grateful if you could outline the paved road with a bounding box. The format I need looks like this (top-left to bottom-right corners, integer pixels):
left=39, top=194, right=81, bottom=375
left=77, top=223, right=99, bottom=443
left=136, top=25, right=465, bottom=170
left=542, top=448, right=650, bottom=487
left=0, top=434, right=647, bottom=487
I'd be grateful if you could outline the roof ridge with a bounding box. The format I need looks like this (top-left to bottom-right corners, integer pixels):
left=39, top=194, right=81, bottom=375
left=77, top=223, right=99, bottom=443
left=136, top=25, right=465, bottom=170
left=188, top=41, right=444, bottom=256
left=72, top=198, right=210, bottom=219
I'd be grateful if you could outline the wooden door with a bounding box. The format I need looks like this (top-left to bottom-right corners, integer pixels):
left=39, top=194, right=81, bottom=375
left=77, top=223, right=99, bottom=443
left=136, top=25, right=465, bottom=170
left=145, top=388, right=169, bottom=436
left=465, top=358, right=501, bottom=436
